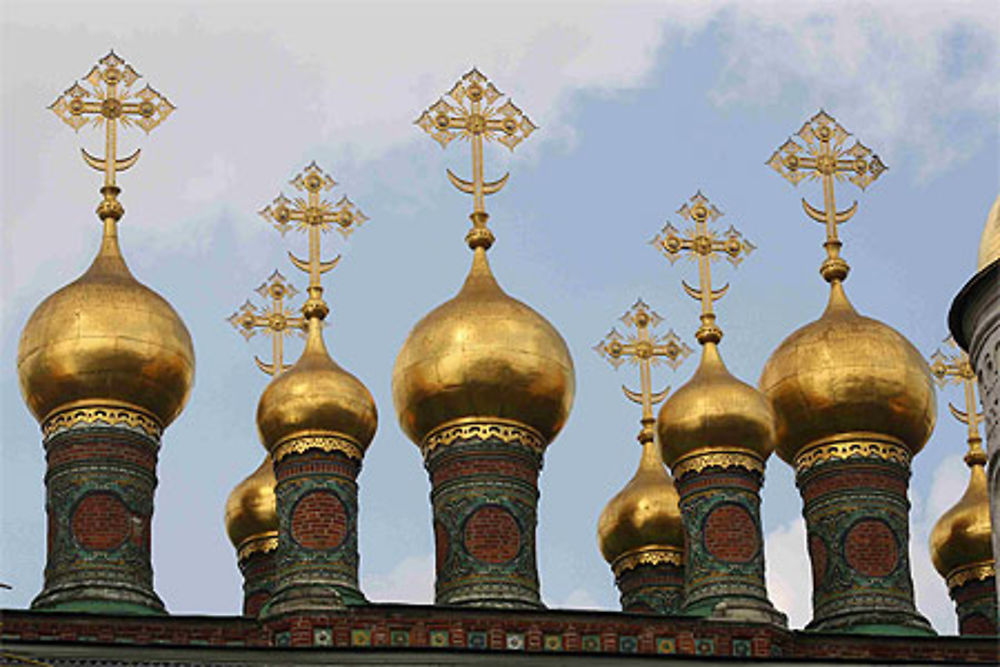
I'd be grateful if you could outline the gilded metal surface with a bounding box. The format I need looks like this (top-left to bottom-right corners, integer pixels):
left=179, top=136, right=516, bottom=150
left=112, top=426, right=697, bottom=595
left=225, top=456, right=278, bottom=552
left=393, top=247, right=574, bottom=448
left=929, top=337, right=986, bottom=464
left=229, top=270, right=306, bottom=376
left=272, top=433, right=364, bottom=463
left=42, top=404, right=162, bottom=439
left=255, top=164, right=376, bottom=453
left=946, top=561, right=996, bottom=590
left=650, top=192, right=755, bottom=344
left=598, top=441, right=685, bottom=567
left=977, top=194, right=1000, bottom=271
left=793, top=434, right=912, bottom=472
left=416, top=68, right=534, bottom=248
left=237, top=534, right=279, bottom=563
left=671, top=449, right=764, bottom=479
left=611, top=545, right=684, bottom=578
left=767, top=110, right=886, bottom=283
left=422, top=418, right=544, bottom=456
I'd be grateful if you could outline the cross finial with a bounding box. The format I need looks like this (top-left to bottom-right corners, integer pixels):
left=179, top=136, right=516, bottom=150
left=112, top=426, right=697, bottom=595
left=595, top=299, right=693, bottom=445
left=258, top=162, right=368, bottom=322
left=767, top=110, right=888, bottom=284
left=228, top=271, right=306, bottom=376
left=928, top=336, right=985, bottom=467
left=50, top=51, right=174, bottom=228
left=650, top=191, right=755, bottom=345
left=416, top=68, right=536, bottom=251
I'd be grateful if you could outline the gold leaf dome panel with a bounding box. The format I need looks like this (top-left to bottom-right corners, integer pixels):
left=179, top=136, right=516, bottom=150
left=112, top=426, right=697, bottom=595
left=392, top=248, right=575, bottom=446
left=225, top=455, right=277, bottom=551
left=657, top=343, right=775, bottom=468
left=977, top=194, right=1000, bottom=272
left=598, top=442, right=684, bottom=566
left=930, top=463, right=993, bottom=579
left=758, top=282, right=936, bottom=464
left=257, top=321, right=377, bottom=452
left=17, top=231, right=194, bottom=427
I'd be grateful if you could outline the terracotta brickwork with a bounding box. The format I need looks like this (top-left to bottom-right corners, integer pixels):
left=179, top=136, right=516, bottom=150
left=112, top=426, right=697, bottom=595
left=949, top=575, right=999, bottom=636
left=796, top=451, right=931, bottom=633
left=239, top=549, right=276, bottom=617
left=616, top=562, right=684, bottom=614
left=425, top=433, right=543, bottom=608
left=264, top=447, right=364, bottom=620
left=33, top=419, right=164, bottom=613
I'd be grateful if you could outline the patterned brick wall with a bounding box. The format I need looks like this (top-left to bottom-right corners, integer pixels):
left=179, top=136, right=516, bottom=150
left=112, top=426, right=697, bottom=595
left=949, top=575, right=998, bottom=636
left=616, top=561, right=683, bottom=614
left=239, top=548, right=276, bottom=618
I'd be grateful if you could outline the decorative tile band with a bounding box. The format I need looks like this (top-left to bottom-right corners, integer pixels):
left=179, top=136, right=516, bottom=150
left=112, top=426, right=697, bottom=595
left=272, top=433, right=364, bottom=463
left=794, top=434, right=911, bottom=473
left=611, top=546, right=683, bottom=578
left=43, top=404, right=162, bottom=440
left=422, top=419, right=545, bottom=457
left=947, top=560, right=996, bottom=590
left=238, top=532, right=279, bottom=562
left=672, top=449, right=763, bottom=480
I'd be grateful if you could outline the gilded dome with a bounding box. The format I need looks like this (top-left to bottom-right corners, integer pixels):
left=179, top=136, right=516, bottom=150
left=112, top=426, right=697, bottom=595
left=225, top=455, right=277, bottom=552
left=392, top=247, right=575, bottom=446
left=758, top=282, right=936, bottom=464
left=17, top=227, right=194, bottom=427
left=930, top=456, right=993, bottom=580
left=598, top=441, right=684, bottom=567
left=657, top=342, right=775, bottom=468
left=977, top=194, right=1000, bottom=272
left=257, top=320, right=377, bottom=452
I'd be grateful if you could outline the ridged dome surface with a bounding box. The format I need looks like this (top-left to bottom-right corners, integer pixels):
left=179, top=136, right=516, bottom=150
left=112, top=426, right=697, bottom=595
left=225, top=455, right=277, bottom=551
left=392, top=247, right=575, bottom=446
left=758, top=282, right=936, bottom=464
left=257, top=320, right=377, bottom=452
left=977, top=194, right=1000, bottom=271
left=657, top=343, right=775, bottom=468
left=598, top=441, right=684, bottom=566
left=930, top=462, right=993, bottom=579
left=17, top=227, right=194, bottom=427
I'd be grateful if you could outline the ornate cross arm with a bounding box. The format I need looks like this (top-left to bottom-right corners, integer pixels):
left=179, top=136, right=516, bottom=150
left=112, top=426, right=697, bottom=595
left=228, top=271, right=306, bottom=376
left=650, top=192, right=754, bottom=345
left=767, top=110, right=887, bottom=283
left=595, top=299, right=692, bottom=445
left=416, top=68, right=536, bottom=250
left=929, top=336, right=985, bottom=465
left=258, top=162, right=368, bottom=322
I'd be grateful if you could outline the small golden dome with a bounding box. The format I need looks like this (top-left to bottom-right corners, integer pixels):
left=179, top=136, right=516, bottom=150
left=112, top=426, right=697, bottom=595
left=930, top=457, right=993, bottom=580
left=257, top=319, right=377, bottom=452
left=657, top=342, right=775, bottom=468
left=225, top=455, right=277, bottom=551
left=977, top=194, right=1000, bottom=272
left=17, top=226, right=194, bottom=427
left=598, top=441, right=684, bottom=567
left=759, top=282, right=936, bottom=464
left=392, top=247, right=575, bottom=446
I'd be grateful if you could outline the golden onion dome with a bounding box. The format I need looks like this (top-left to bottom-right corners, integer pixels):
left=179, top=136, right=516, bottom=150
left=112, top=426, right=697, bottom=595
left=257, top=319, right=377, bottom=452
left=977, top=194, right=1000, bottom=272
left=17, top=225, right=194, bottom=427
left=758, top=281, right=936, bottom=464
left=930, top=453, right=993, bottom=580
left=598, top=441, right=684, bottom=567
left=225, top=455, right=277, bottom=552
left=656, top=342, right=775, bottom=468
left=392, top=247, right=575, bottom=446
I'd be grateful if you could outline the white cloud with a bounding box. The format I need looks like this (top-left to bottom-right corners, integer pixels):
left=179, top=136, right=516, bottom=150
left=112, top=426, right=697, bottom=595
left=363, top=553, right=434, bottom=604
left=764, top=516, right=811, bottom=629
left=547, top=586, right=604, bottom=611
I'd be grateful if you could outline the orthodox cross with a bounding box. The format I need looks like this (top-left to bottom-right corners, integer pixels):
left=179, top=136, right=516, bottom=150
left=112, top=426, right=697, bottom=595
left=929, top=337, right=986, bottom=465
left=259, top=162, right=368, bottom=321
left=767, top=110, right=887, bottom=283
left=594, top=299, right=692, bottom=445
left=416, top=68, right=536, bottom=250
left=49, top=51, right=174, bottom=191
left=228, top=271, right=305, bottom=376
left=651, top=192, right=755, bottom=345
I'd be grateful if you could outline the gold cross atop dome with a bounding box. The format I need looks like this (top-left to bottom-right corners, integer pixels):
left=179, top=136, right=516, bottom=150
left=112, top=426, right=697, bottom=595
left=259, top=162, right=368, bottom=322
left=228, top=271, right=306, bottom=376
left=651, top=192, right=755, bottom=345
left=929, top=337, right=986, bottom=466
left=595, top=299, right=692, bottom=445
left=767, top=110, right=887, bottom=284
left=416, top=68, right=536, bottom=250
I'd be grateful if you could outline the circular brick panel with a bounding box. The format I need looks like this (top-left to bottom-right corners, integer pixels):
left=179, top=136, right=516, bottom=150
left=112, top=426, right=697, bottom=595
left=463, top=505, right=520, bottom=564
left=291, top=491, right=348, bottom=550
left=808, top=533, right=828, bottom=583
left=71, top=492, right=130, bottom=551
left=844, top=519, right=898, bottom=577
left=703, top=503, right=758, bottom=563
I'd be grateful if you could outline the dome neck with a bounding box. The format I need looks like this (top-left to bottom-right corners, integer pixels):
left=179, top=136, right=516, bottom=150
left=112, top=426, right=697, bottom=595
left=696, top=340, right=730, bottom=376
left=638, top=439, right=666, bottom=472
left=822, top=279, right=859, bottom=318
left=83, top=186, right=133, bottom=280
left=301, top=315, right=332, bottom=362
left=460, top=246, right=503, bottom=295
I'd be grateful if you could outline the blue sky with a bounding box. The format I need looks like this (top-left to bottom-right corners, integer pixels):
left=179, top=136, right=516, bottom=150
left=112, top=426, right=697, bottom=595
left=2, top=1, right=998, bottom=633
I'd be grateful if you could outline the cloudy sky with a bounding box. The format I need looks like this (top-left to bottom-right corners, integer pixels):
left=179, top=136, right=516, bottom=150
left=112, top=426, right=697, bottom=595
left=2, top=1, right=998, bottom=634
